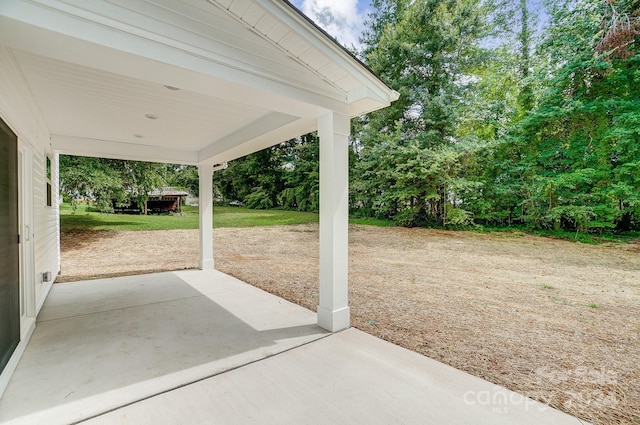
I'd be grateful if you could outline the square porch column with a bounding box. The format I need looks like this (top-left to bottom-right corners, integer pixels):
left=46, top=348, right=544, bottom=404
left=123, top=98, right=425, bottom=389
left=198, top=164, right=214, bottom=270
left=317, top=110, right=350, bottom=332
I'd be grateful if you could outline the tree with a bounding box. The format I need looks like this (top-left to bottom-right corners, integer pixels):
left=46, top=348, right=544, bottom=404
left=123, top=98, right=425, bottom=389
left=216, top=145, right=286, bottom=209
left=215, top=134, right=321, bottom=212
left=491, top=0, right=539, bottom=111
left=59, top=155, right=125, bottom=212
left=352, top=0, right=490, bottom=226
left=279, top=133, right=320, bottom=212
left=496, top=0, right=640, bottom=232
left=109, top=160, right=165, bottom=214
left=60, top=156, right=169, bottom=213
left=359, top=0, right=409, bottom=59
left=163, top=164, right=199, bottom=196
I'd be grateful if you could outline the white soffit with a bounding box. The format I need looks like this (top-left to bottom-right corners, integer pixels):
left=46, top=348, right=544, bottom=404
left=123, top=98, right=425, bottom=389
left=0, top=0, right=397, bottom=164
left=13, top=51, right=269, bottom=152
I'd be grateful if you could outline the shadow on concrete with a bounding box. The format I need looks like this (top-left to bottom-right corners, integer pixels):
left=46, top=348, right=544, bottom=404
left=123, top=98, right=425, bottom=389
left=0, top=272, right=325, bottom=424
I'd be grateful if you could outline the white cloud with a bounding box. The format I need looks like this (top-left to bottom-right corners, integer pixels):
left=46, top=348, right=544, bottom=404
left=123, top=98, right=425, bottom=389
left=299, top=0, right=367, bottom=49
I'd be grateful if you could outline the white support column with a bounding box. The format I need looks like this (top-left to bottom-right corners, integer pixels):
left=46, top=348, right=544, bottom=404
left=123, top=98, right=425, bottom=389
left=317, top=110, right=350, bottom=332
left=198, top=164, right=214, bottom=270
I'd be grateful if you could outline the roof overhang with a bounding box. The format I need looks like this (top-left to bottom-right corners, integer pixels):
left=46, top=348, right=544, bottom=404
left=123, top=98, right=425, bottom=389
left=0, top=0, right=398, bottom=165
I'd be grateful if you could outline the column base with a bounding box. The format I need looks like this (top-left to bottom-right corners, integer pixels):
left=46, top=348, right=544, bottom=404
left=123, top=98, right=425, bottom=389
left=317, top=305, right=350, bottom=332
left=199, top=259, right=214, bottom=271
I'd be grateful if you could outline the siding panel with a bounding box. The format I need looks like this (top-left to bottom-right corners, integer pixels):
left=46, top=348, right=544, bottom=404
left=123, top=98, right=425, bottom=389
left=0, top=48, right=58, bottom=314
left=32, top=150, right=59, bottom=309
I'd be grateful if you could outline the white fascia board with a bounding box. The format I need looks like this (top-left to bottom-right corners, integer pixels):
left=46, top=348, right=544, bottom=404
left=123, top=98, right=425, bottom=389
left=51, top=135, right=199, bottom=165
left=0, top=0, right=349, bottom=114
left=347, top=86, right=401, bottom=117
left=249, top=0, right=398, bottom=110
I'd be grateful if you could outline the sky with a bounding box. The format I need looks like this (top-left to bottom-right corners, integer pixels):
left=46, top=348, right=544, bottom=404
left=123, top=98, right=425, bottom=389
left=289, top=0, right=372, bottom=48
left=289, top=0, right=549, bottom=50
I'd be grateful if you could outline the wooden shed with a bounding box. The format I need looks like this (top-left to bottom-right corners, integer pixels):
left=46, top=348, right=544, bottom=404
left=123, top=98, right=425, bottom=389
left=147, top=188, right=189, bottom=214
left=113, top=187, right=189, bottom=214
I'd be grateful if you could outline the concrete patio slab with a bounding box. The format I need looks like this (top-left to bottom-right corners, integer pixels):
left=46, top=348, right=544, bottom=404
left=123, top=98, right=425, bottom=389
left=0, top=271, right=328, bottom=425
left=0, top=270, right=586, bottom=425
left=85, top=328, right=585, bottom=425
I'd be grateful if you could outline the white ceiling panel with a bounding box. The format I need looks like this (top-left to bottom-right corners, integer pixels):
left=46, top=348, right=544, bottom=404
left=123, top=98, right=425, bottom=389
left=14, top=50, right=268, bottom=153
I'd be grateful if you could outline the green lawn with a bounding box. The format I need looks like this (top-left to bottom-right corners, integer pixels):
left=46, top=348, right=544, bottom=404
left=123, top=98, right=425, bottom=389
left=60, top=202, right=320, bottom=232
left=60, top=203, right=636, bottom=243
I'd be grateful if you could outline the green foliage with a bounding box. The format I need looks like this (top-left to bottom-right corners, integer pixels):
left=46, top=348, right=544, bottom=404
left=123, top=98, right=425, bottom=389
left=352, top=0, right=489, bottom=227
left=446, top=207, right=475, bottom=226
left=215, top=133, right=320, bottom=212
left=113, top=160, right=165, bottom=213
left=60, top=156, right=191, bottom=214
left=455, top=0, right=640, bottom=233
left=59, top=156, right=126, bottom=213
left=495, top=0, right=640, bottom=232
left=164, top=165, right=199, bottom=196
left=218, top=147, right=284, bottom=208
left=279, top=133, right=320, bottom=211
left=244, top=188, right=276, bottom=209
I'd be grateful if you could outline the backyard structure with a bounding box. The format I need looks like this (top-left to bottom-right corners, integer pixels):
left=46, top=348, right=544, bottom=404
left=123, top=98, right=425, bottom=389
left=147, top=187, right=189, bottom=214
left=0, top=0, right=398, bottom=399
left=113, top=187, right=189, bottom=214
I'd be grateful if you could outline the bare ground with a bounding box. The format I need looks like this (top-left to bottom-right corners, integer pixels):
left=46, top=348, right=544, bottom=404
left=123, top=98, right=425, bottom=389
left=59, top=225, right=640, bottom=425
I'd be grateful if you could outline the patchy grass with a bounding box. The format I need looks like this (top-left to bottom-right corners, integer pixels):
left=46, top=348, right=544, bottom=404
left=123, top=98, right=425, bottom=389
left=349, top=217, right=396, bottom=226
left=212, top=206, right=318, bottom=227
left=478, top=224, right=640, bottom=245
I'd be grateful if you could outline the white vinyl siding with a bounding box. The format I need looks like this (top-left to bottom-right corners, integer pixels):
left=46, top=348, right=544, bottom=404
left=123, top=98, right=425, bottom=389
left=0, top=47, right=58, bottom=314
left=32, top=151, right=59, bottom=310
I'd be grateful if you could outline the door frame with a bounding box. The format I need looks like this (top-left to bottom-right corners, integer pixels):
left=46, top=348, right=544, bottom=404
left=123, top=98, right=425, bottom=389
left=18, top=142, right=36, bottom=337
left=0, top=122, right=36, bottom=399
left=0, top=116, right=20, bottom=377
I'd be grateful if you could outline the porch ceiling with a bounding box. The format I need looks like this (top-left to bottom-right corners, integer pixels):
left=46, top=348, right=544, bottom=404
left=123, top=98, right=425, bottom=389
left=0, top=0, right=398, bottom=165
left=13, top=51, right=271, bottom=157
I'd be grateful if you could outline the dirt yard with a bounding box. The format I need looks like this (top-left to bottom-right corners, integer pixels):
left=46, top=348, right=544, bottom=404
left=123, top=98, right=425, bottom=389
left=59, top=225, right=640, bottom=425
